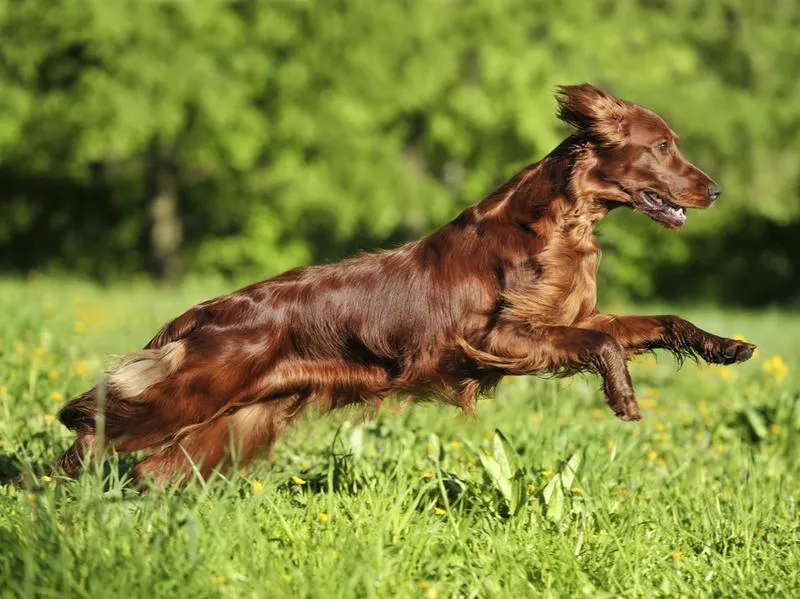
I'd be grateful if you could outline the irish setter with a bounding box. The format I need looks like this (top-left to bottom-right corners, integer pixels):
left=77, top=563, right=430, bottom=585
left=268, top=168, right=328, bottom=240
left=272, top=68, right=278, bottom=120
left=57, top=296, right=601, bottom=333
left=58, top=84, right=755, bottom=486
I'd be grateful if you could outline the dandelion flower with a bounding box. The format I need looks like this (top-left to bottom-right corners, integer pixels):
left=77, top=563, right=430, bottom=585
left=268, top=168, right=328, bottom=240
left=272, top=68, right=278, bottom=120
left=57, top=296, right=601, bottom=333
left=33, top=346, right=44, bottom=358
left=213, top=575, right=227, bottom=585
left=251, top=480, right=264, bottom=493
left=591, top=409, right=604, bottom=419
left=542, top=469, right=553, bottom=479
left=433, top=506, right=447, bottom=516
left=48, top=370, right=60, bottom=380
left=50, top=391, right=65, bottom=402
left=448, top=440, right=461, bottom=451
left=41, top=475, right=53, bottom=483
left=74, top=360, right=89, bottom=375
left=290, top=475, right=306, bottom=486
left=647, top=450, right=659, bottom=462
left=762, top=355, right=788, bottom=382
left=570, top=487, right=582, bottom=495
left=671, top=550, right=682, bottom=561
left=318, top=512, right=329, bottom=523
left=43, top=414, right=55, bottom=423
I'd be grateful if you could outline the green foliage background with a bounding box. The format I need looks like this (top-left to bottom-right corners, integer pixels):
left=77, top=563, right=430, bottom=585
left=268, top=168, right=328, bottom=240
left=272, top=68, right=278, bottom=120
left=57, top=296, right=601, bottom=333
left=0, top=0, right=798, bottom=305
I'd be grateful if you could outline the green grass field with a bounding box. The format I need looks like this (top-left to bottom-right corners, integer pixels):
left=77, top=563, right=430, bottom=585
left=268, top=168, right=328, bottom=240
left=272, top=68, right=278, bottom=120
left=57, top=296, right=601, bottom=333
left=0, top=278, right=798, bottom=598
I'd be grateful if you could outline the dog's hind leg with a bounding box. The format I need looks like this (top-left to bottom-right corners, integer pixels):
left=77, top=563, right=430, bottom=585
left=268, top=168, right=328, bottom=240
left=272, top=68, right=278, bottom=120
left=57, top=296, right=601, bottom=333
left=131, top=394, right=309, bottom=488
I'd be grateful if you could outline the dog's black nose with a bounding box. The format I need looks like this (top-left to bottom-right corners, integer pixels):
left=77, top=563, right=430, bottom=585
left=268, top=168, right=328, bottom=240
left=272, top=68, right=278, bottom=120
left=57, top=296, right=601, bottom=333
left=708, top=184, right=722, bottom=201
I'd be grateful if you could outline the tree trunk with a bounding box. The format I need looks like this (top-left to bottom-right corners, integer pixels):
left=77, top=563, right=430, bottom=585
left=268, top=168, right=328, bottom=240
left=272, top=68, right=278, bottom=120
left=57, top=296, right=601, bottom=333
left=147, top=139, right=182, bottom=282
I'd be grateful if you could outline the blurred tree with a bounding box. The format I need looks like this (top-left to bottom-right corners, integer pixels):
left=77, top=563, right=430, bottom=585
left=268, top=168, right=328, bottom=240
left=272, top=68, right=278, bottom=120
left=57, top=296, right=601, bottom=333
left=0, top=0, right=797, bottom=303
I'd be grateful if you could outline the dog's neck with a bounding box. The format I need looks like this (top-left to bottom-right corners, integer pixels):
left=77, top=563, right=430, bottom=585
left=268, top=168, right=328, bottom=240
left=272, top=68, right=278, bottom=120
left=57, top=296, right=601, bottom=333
left=476, top=140, right=613, bottom=249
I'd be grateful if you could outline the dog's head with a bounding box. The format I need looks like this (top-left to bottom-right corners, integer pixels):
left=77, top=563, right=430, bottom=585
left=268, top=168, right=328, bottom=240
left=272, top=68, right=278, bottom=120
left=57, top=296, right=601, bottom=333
left=557, top=84, right=720, bottom=229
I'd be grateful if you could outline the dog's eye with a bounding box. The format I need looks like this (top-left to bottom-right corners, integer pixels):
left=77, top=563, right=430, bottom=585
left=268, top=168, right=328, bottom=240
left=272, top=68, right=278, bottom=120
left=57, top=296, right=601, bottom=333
left=657, top=141, right=670, bottom=154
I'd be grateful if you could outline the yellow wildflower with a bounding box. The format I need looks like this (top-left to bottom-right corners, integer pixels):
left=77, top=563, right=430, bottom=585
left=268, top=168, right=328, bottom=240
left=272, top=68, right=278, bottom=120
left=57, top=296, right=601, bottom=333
left=50, top=391, right=65, bottom=402
left=762, top=355, right=788, bottom=382
left=654, top=422, right=666, bottom=433
left=769, top=423, right=781, bottom=437
left=0, top=385, right=6, bottom=396
left=717, top=368, right=735, bottom=382
left=591, top=409, right=604, bottom=419
left=74, top=360, right=90, bottom=375
left=647, top=450, right=659, bottom=462
left=48, top=370, right=60, bottom=380
left=570, top=487, right=582, bottom=495
left=671, top=550, right=682, bottom=561
left=212, top=575, right=227, bottom=585
left=607, top=439, right=616, bottom=450
left=655, top=457, right=666, bottom=467
left=32, top=346, right=44, bottom=358
left=26, top=491, right=36, bottom=502
left=448, top=440, right=462, bottom=451
left=419, top=581, right=431, bottom=591
left=41, top=475, right=53, bottom=483
left=251, top=480, right=264, bottom=493
left=43, top=414, right=55, bottom=423
left=542, top=469, right=553, bottom=479
left=433, top=506, right=447, bottom=516
left=73, top=321, right=86, bottom=334
left=318, top=512, right=329, bottom=523
left=423, top=471, right=434, bottom=480
left=527, top=484, right=537, bottom=493
left=290, top=475, right=306, bottom=486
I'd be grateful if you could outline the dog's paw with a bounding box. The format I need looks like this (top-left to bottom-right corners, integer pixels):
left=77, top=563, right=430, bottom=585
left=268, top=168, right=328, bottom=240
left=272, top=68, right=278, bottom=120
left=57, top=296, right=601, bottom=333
left=705, top=338, right=756, bottom=365
left=610, top=394, right=641, bottom=422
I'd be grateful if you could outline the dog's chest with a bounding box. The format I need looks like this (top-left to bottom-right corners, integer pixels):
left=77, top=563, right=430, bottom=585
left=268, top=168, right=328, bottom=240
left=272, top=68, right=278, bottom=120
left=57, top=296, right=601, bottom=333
left=502, top=236, right=600, bottom=326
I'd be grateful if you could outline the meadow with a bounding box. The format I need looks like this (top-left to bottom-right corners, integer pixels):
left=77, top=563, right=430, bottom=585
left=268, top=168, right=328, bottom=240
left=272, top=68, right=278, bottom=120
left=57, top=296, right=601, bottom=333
left=0, top=278, right=797, bottom=598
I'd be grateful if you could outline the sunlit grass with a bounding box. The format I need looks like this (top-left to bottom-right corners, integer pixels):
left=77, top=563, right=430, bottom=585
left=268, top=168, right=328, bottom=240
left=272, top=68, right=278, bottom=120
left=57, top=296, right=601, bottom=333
left=0, top=277, right=798, bottom=597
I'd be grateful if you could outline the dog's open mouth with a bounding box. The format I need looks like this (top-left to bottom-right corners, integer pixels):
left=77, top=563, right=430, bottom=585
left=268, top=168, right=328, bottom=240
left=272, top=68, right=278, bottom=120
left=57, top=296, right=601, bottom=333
left=638, top=191, right=687, bottom=228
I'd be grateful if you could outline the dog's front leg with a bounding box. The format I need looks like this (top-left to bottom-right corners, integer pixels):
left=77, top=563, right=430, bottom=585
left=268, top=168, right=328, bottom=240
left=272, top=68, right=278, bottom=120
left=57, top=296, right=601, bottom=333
left=460, top=324, right=640, bottom=421
left=579, top=314, right=756, bottom=365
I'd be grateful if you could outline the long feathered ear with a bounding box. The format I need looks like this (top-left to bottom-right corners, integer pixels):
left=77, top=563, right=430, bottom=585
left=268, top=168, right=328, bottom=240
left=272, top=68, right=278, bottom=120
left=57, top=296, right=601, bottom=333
left=556, top=83, right=629, bottom=145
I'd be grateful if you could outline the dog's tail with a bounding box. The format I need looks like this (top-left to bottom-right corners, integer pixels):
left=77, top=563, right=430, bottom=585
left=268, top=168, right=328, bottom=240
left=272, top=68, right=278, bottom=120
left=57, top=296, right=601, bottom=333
left=58, top=341, right=187, bottom=432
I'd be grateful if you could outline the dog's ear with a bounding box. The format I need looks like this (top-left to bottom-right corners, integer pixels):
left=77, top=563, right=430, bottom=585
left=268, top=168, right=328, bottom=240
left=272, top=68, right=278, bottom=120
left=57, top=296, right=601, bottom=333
left=556, top=84, right=629, bottom=144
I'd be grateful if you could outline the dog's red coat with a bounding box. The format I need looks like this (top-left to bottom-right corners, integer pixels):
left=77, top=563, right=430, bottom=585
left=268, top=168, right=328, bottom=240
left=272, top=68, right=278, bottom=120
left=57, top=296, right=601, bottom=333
left=58, top=84, right=755, bottom=486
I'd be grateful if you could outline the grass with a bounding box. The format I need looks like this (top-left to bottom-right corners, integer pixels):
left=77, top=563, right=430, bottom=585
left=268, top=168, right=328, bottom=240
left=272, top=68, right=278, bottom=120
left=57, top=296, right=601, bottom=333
left=0, top=277, right=798, bottom=598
